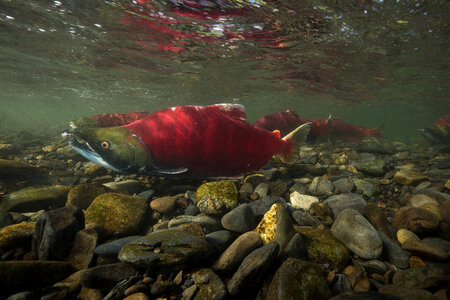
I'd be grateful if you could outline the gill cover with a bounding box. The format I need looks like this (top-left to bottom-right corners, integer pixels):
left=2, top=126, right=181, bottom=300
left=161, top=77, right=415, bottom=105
left=69, top=127, right=151, bottom=173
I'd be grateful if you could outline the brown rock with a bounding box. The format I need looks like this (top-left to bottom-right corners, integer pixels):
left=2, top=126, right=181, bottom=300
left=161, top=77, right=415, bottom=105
left=393, top=169, right=429, bottom=186
left=77, top=287, right=103, bottom=300
left=344, top=262, right=370, bottom=292
left=66, top=183, right=112, bottom=210
left=363, top=205, right=395, bottom=238
left=401, top=239, right=448, bottom=261
left=409, top=256, right=427, bottom=268
left=0, top=222, right=36, bottom=250
left=379, top=285, right=436, bottom=300
left=440, top=199, right=450, bottom=224
left=66, top=228, right=98, bottom=269
left=150, top=196, right=177, bottom=214
left=123, top=292, right=150, bottom=300
left=181, top=222, right=205, bottom=239
left=392, top=207, right=440, bottom=234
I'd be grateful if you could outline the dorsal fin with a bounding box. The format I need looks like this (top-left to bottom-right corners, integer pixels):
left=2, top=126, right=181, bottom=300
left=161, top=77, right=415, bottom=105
left=212, top=103, right=248, bottom=122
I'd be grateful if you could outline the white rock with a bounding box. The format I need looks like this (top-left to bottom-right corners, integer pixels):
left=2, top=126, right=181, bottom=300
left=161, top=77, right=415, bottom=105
left=289, top=192, right=319, bottom=211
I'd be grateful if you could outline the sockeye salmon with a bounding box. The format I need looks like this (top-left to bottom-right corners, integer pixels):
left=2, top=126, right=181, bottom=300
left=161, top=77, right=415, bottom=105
left=66, top=104, right=310, bottom=178
left=420, top=115, right=450, bottom=144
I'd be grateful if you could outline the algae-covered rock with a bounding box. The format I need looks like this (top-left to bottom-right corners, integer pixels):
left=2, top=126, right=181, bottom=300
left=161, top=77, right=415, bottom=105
left=393, top=170, right=429, bottom=186
left=353, top=159, right=386, bottom=176
left=255, top=203, right=295, bottom=254
left=85, top=193, right=147, bottom=237
left=118, top=229, right=211, bottom=267
left=66, top=183, right=112, bottom=210
left=295, top=226, right=350, bottom=270
left=264, top=258, right=331, bottom=300
left=0, top=222, right=36, bottom=250
left=196, top=181, right=238, bottom=210
left=0, top=185, right=71, bottom=212
left=0, top=158, right=37, bottom=178
left=0, top=261, right=76, bottom=295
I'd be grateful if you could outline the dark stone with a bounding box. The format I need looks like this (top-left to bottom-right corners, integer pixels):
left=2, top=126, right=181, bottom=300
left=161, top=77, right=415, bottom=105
left=192, top=269, right=227, bottom=300
left=392, top=267, right=445, bottom=289
left=330, top=291, right=402, bottom=300
left=227, top=242, right=279, bottom=296
left=33, top=205, right=85, bottom=260
left=221, top=204, right=256, bottom=233
left=81, top=263, right=139, bottom=292
left=94, top=236, right=143, bottom=258
left=66, top=228, right=98, bottom=269
left=392, top=207, right=440, bottom=234
left=205, top=230, right=234, bottom=255
left=324, top=193, right=367, bottom=218
left=363, top=205, right=396, bottom=239
left=263, top=258, right=331, bottom=300
left=248, top=196, right=287, bottom=218
left=379, top=284, right=437, bottom=300
left=334, top=178, right=354, bottom=194
left=0, top=261, right=76, bottom=296
left=280, top=233, right=307, bottom=262
left=66, top=183, right=112, bottom=210
left=379, top=232, right=409, bottom=269
left=118, top=230, right=210, bottom=267
left=0, top=210, right=13, bottom=229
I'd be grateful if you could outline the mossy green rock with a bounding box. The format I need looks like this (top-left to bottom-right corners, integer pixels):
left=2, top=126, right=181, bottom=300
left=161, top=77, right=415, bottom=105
left=0, top=222, right=36, bottom=250
left=0, top=158, right=36, bottom=178
left=295, top=226, right=350, bottom=270
left=196, top=181, right=238, bottom=210
left=353, top=159, right=386, bottom=176
left=0, top=261, right=76, bottom=295
left=118, top=229, right=211, bottom=267
left=393, top=170, right=430, bottom=186
left=264, top=258, right=331, bottom=300
left=0, top=185, right=71, bottom=212
left=66, top=183, right=112, bottom=210
left=85, top=193, right=147, bottom=237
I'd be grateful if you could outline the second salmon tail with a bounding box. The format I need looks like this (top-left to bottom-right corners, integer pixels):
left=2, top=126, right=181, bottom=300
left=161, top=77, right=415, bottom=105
left=280, top=123, right=311, bottom=163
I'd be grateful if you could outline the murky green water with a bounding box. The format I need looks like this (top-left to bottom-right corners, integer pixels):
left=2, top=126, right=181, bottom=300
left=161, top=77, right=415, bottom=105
left=0, top=0, right=448, bottom=141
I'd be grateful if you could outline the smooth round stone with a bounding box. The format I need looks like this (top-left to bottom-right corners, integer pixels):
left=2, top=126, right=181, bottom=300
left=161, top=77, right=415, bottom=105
left=353, top=158, right=386, bottom=176
left=0, top=158, right=37, bottom=178
left=0, top=185, right=71, bottom=212
left=123, top=292, right=149, bottom=300
left=393, top=169, right=429, bottom=186
left=184, top=205, right=200, bottom=216
left=255, top=203, right=295, bottom=254
left=0, top=261, right=76, bottom=296
left=295, top=226, right=350, bottom=270
left=136, top=190, right=155, bottom=201
left=118, top=230, right=210, bottom=267
left=280, top=233, right=307, bottom=261
left=0, top=210, right=13, bottom=229
left=221, top=204, right=255, bottom=233
left=248, top=196, right=287, bottom=218
left=66, top=228, right=98, bottom=270
left=252, top=183, right=269, bottom=200
left=331, top=208, right=383, bottom=260
left=439, top=199, right=450, bottom=224
left=352, top=179, right=378, bottom=198
left=264, top=258, right=331, bottom=300
left=379, top=285, right=436, bottom=300
left=212, top=231, right=262, bottom=273
left=227, top=242, right=279, bottom=297
left=422, top=237, right=450, bottom=253
left=150, top=196, right=177, bottom=214
left=401, top=239, right=448, bottom=261
left=103, top=180, right=143, bottom=194
left=192, top=269, right=226, bottom=300
left=66, top=183, right=112, bottom=210
left=85, top=193, right=147, bottom=238
left=324, top=193, right=367, bottom=218
left=333, top=178, right=354, bottom=193
left=205, top=230, right=233, bottom=254
left=299, top=146, right=317, bottom=164
left=363, top=205, right=395, bottom=238
left=310, top=202, right=333, bottom=226
left=0, top=222, right=36, bottom=250
left=379, top=231, right=409, bottom=269
left=392, top=207, right=439, bottom=234
left=396, top=228, right=420, bottom=244
left=168, top=215, right=221, bottom=233
left=95, top=236, right=143, bottom=258
left=409, top=193, right=440, bottom=208
left=308, top=177, right=334, bottom=196
left=197, top=196, right=227, bottom=216
left=195, top=181, right=238, bottom=210
left=268, top=180, right=288, bottom=197
left=289, top=192, right=319, bottom=211
left=330, top=291, right=402, bottom=300
left=392, top=267, right=445, bottom=289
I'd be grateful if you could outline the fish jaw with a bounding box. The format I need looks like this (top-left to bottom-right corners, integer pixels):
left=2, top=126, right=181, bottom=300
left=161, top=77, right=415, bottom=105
left=69, top=139, right=123, bottom=173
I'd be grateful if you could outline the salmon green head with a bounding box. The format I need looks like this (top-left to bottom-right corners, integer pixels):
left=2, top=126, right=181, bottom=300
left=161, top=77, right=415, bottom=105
left=67, top=127, right=152, bottom=173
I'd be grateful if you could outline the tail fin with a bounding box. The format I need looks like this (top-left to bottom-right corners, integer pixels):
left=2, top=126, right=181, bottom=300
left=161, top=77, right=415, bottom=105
left=280, top=123, right=311, bottom=163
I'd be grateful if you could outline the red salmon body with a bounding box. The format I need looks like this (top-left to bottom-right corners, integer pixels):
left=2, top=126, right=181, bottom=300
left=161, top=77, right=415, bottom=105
left=253, top=110, right=310, bottom=137
left=125, top=104, right=293, bottom=177
left=434, top=115, right=450, bottom=128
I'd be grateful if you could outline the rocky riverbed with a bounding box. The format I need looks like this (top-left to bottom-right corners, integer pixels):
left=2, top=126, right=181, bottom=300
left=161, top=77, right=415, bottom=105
left=0, top=132, right=449, bottom=300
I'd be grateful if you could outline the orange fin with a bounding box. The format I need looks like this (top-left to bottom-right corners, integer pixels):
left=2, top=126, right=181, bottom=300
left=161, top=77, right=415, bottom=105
left=272, top=130, right=281, bottom=139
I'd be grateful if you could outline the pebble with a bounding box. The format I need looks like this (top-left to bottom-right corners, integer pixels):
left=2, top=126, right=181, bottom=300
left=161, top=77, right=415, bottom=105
left=150, top=196, right=177, bottom=214
left=324, top=193, right=367, bottom=218
left=392, top=207, right=440, bottom=234
left=0, top=210, right=13, bottom=229
left=221, top=203, right=256, bottom=233
left=263, top=258, right=331, bottom=300
left=378, top=231, right=409, bottom=269
left=205, top=230, right=234, bottom=254
left=195, top=181, right=238, bottom=210
left=212, top=231, right=262, bottom=273
left=393, top=169, right=430, bottom=186
left=252, top=182, right=269, bottom=200
left=191, top=268, right=227, bottom=300
left=227, top=242, right=279, bottom=296
left=289, top=192, right=319, bottom=210
left=0, top=222, right=36, bottom=250
left=197, top=195, right=227, bottom=216
left=379, top=285, right=437, bottom=300
left=66, top=183, right=112, bottom=210
left=400, top=238, right=448, bottom=261
left=396, top=228, right=420, bottom=244
left=353, top=158, right=386, bottom=176
left=331, top=208, right=383, bottom=259
left=352, top=178, right=378, bottom=198
left=168, top=215, right=222, bottom=233
left=392, top=267, right=445, bottom=289
left=66, top=228, right=98, bottom=269
left=33, top=205, right=85, bottom=260
left=309, top=176, right=334, bottom=196
left=94, top=236, right=142, bottom=258
left=363, top=205, right=395, bottom=238
left=85, top=193, right=148, bottom=237
left=333, top=178, right=355, bottom=193
left=103, top=179, right=143, bottom=194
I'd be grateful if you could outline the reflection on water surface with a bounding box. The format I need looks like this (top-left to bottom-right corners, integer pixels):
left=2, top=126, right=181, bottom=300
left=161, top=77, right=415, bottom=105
left=0, top=0, right=448, bottom=141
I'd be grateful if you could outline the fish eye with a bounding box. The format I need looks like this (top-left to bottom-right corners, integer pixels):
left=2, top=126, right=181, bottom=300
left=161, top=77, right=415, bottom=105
left=101, top=141, right=110, bottom=150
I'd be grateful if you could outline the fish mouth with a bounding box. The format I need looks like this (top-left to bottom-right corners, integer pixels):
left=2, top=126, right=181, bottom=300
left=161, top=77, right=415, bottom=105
left=63, top=132, right=122, bottom=173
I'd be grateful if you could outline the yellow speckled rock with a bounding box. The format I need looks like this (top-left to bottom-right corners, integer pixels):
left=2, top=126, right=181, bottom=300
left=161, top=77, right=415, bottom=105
left=196, top=181, right=238, bottom=210
left=255, top=203, right=294, bottom=254
left=393, top=170, right=429, bottom=186
left=0, top=222, right=36, bottom=250
left=85, top=193, right=147, bottom=237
